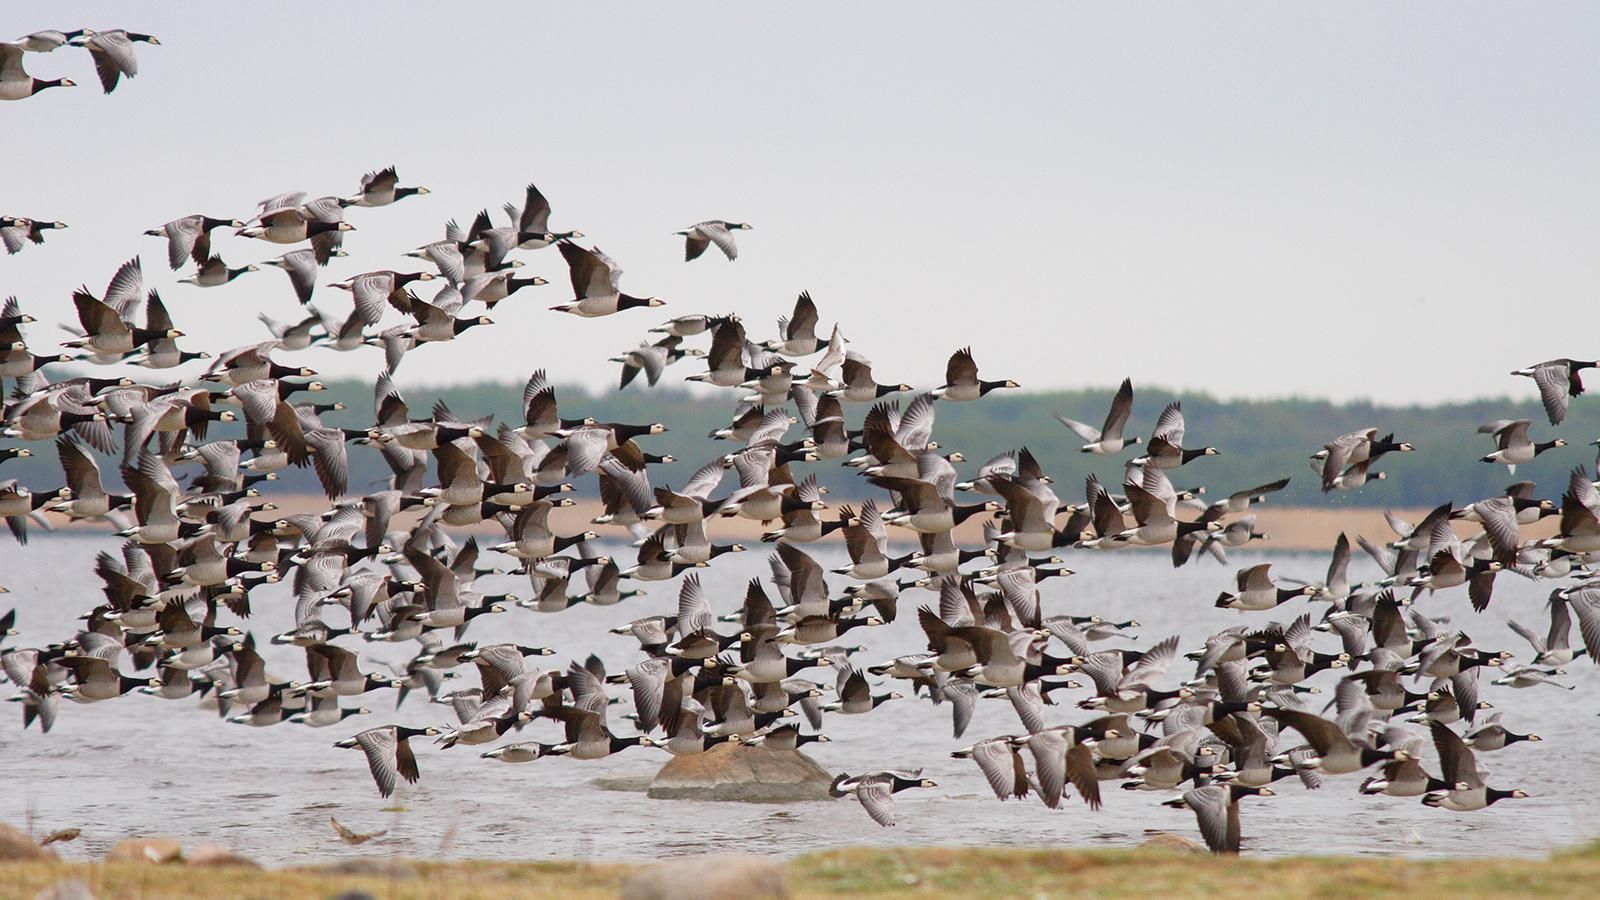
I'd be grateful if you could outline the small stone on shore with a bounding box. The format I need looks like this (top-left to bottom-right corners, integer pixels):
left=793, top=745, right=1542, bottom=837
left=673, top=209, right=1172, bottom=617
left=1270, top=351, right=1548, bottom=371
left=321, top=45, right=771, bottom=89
left=314, top=859, right=419, bottom=879
left=1138, top=832, right=1208, bottom=853
left=621, top=852, right=788, bottom=900
left=0, top=823, right=55, bottom=861
left=105, top=837, right=184, bottom=864
left=186, top=844, right=260, bottom=868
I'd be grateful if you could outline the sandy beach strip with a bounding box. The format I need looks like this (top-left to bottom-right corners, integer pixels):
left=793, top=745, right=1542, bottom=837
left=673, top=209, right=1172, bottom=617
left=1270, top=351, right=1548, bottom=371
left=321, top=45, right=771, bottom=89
left=40, top=497, right=1544, bottom=553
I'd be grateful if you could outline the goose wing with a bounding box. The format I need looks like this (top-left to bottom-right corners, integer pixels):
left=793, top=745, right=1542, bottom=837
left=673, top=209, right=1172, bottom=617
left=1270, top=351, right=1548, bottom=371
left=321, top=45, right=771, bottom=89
left=1238, top=563, right=1275, bottom=593
left=56, top=436, right=104, bottom=499
left=1023, top=731, right=1067, bottom=808
left=1546, top=593, right=1574, bottom=652
left=971, top=738, right=1027, bottom=800
left=276, top=250, right=320, bottom=304
left=72, top=289, right=128, bottom=341
left=943, top=679, right=977, bottom=738
left=1506, top=618, right=1545, bottom=656
left=695, top=221, right=739, bottom=260
left=1429, top=719, right=1482, bottom=789
left=1474, top=496, right=1519, bottom=563
left=1119, top=635, right=1178, bottom=690
left=158, top=217, right=205, bottom=270
left=855, top=778, right=899, bottom=827
left=360, top=165, right=399, bottom=196
left=349, top=272, right=395, bottom=326
left=86, top=34, right=134, bottom=94
left=516, top=183, right=554, bottom=233
left=676, top=573, right=712, bottom=637
left=91, top=31, right=140, bottom=76
left=944, top=347, right=979, bottom=388
left=304, top=428, right=349, bottom=499
left=1150, top=401, right=1185, bottom=444
left=1184, top=785, right=1233, bottom=853
left=683, top=233, right=710, bottom=262
left=353, top=728, right=403, bottom=797
left=1565, top=587, right=1600, bottom=662
left=1533, top=363, right=1570, bottom=425
left=1055, top=413, right=1100, bottom=443
left=1101, top=377, right=1135, bottom=440
left=625, top=657, right=670, bottom=732
left=1003, top=682, right=1047, bottom=734
left=560, top=242, right=620, bottom=298
left=1264, top=708, right=1351, bottom=756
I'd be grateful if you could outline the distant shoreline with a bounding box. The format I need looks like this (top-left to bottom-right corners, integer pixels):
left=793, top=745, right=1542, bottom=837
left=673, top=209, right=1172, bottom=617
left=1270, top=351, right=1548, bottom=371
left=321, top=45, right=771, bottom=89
left=36, top=498, right=1525, bottom=553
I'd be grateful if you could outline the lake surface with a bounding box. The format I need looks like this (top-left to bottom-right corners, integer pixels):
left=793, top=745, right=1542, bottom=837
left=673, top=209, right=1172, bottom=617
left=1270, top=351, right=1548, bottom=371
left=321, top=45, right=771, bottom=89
left=2, top=536, right=1596, bottom=865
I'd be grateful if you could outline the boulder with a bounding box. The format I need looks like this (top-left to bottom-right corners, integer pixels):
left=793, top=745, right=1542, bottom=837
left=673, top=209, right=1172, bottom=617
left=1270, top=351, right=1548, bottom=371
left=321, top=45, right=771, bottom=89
left=185, top=844, right=260, bottom=868
left=104, top=837, right=183, bottom=864
left=1138, top=832, right=1208, bottom=853
left=647, top=743, right=833, bottom=802
left=0, top=823, right=54, bottom=861
left=621, top=852, right=788, bottom=900
left=314, top=859, right=418, bottom=879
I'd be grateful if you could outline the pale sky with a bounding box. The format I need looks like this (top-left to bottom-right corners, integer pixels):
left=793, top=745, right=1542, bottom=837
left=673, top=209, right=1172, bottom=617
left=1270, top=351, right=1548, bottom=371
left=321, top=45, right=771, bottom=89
left=5, top=2, right=1597, bottom=404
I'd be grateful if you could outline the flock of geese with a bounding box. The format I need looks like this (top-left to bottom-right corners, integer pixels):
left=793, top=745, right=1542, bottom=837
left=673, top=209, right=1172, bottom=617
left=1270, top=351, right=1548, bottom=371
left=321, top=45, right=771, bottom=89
left=4, top=31, right=1600, bottom=858
left=2, top=27, right=159, bottom=101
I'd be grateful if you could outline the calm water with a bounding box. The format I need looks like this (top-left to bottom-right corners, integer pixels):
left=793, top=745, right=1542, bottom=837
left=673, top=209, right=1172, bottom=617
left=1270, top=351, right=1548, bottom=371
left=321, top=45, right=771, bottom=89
left=2, top=536, right=1596, bottom=865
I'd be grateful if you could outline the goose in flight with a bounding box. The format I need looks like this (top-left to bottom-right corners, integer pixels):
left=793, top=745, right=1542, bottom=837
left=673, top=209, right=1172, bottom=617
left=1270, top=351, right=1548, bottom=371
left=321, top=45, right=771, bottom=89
left=677, top=220, right=752, bottom=261
left=145, top=215, right=245, bottom=270
left=179, top=256, right=258, bottom=288
left=334, top=724, right=439, bottom=798
left=503, top=183, right=583, bottom=250
left=345, top=166, right=429, bottom=207
left=237, top=194, right=354, bottom=264
left=551, top=242, right=664, bottom=317
left=1512, top=358, right=1596, bottom=425
left=0, top=217, right=67, bottom=253
left=10, top=30, right=88, bottom=53
left=1478, top=419, right=1564, bottom=474
left=71, top=29, right=161, bottom=94
left=1056, top=378, right=1138, bottom=454
left=829, top=769, right=936, bottom=827
left=1161, top=784, right=1274, bottom=854
left=0, top=43, right=76, bottom=101
left=932, top=347, right=1018, bottom=401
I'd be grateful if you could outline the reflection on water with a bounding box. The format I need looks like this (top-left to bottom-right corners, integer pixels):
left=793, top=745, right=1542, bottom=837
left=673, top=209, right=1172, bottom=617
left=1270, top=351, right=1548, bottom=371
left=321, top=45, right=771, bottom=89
left=2, top=536, right=1597, bottom=864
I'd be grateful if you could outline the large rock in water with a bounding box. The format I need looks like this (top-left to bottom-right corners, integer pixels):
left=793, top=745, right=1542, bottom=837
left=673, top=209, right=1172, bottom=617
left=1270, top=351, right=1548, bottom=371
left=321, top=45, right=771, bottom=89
left=648, top=743, right=834, bottom=801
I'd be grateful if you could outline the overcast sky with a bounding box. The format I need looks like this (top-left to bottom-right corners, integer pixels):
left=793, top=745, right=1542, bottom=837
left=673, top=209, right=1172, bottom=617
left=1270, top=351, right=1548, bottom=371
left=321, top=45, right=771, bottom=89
left=5, top=2, right=1597, bottom=405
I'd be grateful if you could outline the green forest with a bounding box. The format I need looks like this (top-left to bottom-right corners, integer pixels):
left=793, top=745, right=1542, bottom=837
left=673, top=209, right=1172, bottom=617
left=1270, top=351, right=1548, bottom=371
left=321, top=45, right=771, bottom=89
left=9, top=377, right=1593, bottom=511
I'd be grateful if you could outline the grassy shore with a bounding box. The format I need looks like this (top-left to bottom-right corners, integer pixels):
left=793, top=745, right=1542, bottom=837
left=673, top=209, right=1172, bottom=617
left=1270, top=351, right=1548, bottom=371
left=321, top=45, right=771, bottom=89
left=5, top=842, right=1599, bottom=899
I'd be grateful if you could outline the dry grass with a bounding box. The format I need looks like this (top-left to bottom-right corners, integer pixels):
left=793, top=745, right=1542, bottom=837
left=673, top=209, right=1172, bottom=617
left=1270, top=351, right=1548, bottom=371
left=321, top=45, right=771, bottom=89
left=5, top=842, right=1600, bottom=899
left=0, top=859, right=631, bottom=900
left=792, top=845, right=1600, bottom=897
